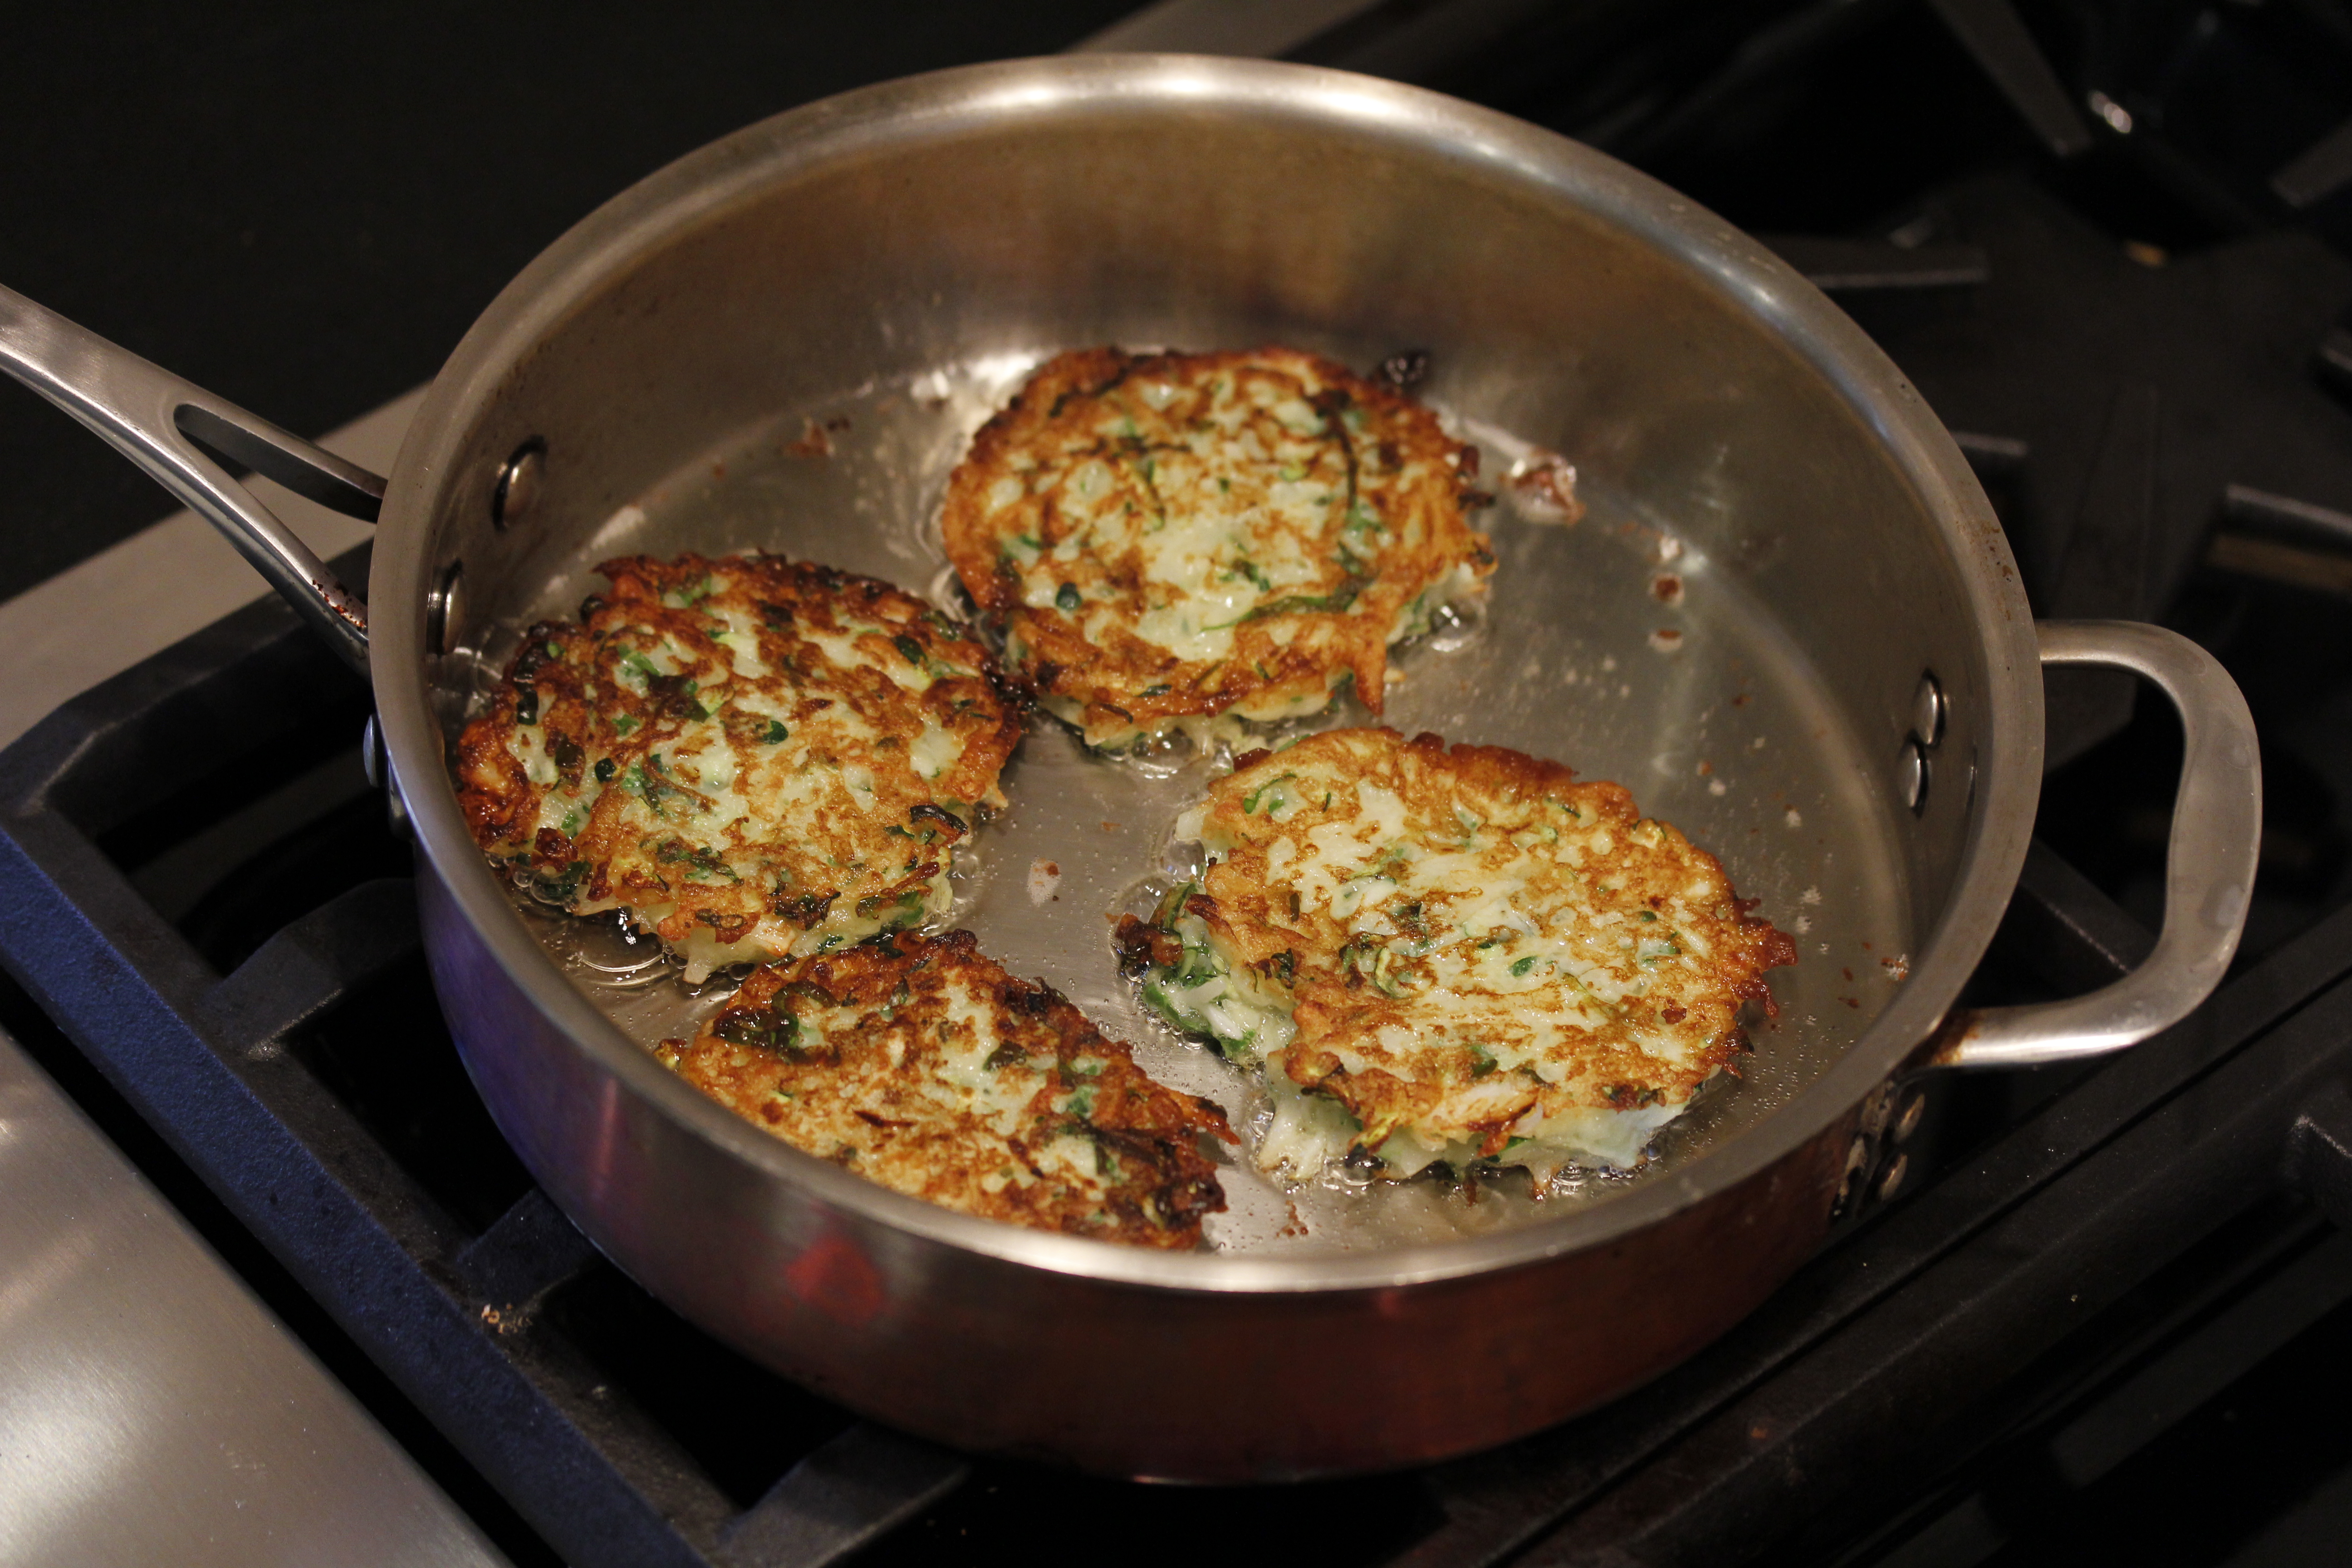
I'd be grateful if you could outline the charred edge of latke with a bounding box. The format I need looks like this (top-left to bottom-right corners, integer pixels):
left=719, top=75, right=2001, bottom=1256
left=688, top=931, right=1236, bottom=1238
left=1112, top=913, right=1181, bottom=976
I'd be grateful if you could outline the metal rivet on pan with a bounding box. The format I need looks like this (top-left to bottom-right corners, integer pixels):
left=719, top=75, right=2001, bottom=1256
left=427, top=560, right=465, bottom=656
left=1910, top=670, right=1946, bottom=748
left=1833, top=1135, right=1870, bottom=1217
left=492, top=437, right=547, bottom=530
left=361, top=714, right=387, bottom=791
left=1894, top=1093, right=1926, bottom=1144
left=1377, top=349, right=1431, bottom=391
left=1877, top=1152, right=1910, bottom=1202
left=1899, top=737, right=1931, bottom=814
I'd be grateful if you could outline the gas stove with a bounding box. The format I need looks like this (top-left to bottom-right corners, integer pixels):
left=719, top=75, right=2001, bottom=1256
left=4, top=3, right=2352, bottom=1564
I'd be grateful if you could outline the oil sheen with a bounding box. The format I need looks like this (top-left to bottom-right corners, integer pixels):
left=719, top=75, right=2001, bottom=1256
left=477, top=351, right=1908, bottom=1256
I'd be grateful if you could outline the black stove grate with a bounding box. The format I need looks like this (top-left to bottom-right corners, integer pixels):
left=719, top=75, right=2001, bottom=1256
left=4, top=536, right=2352, bottom=1566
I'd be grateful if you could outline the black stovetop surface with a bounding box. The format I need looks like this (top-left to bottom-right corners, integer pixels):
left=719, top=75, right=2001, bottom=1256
left=6, top=4, right=2352, bottom=1565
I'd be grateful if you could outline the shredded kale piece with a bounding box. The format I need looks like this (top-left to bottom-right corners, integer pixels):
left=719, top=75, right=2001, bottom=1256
left=644, top=672, right=708, bottom=721
left=529, top=861, right=587, bottom=906
left=772, top=891, right=838, bottom=928
left=654, top=836, right=735, bottom=881
left=715, top=1002, right=799, bottom=1054
left=1209, top=579, right=1365, bottom=630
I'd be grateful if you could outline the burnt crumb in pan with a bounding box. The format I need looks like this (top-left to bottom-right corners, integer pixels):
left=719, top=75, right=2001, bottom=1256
left=940, top=346, right=1494, bottom=750
left=658, top=931, right=1233, bottom=1248
left=452, top=550, right=1025, bottom=981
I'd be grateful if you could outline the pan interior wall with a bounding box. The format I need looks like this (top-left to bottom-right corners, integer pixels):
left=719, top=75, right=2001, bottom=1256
left=416, top=93, right=1986, bottom=1244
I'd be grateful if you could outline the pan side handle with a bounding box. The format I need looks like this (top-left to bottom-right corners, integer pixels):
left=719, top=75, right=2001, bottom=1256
left=0, top=282, right=381, bottom=673
left=1931, top=619, right=2261, bottom=1068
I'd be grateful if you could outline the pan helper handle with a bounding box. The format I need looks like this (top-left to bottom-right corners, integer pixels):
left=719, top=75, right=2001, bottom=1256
left=1932, top=619, right=2261, bottom=1068
left=0, top=282, right=381, bottom=673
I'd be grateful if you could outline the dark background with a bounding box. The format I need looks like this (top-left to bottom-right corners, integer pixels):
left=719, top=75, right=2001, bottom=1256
left=0, top=4, right=1137, bottom=603
left=12, top=0, right=2351, bottom=612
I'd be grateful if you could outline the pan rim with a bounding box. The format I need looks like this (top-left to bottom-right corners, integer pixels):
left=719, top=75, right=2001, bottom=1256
left=374, top=53, right=2040, bottom=1294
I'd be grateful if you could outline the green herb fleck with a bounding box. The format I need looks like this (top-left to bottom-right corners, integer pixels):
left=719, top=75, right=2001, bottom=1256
left=1209, top=581, right=1363, bottom=630
left=625, top=764, right=683, bottom=818
left=1243, top=772, right=1298, bottom=815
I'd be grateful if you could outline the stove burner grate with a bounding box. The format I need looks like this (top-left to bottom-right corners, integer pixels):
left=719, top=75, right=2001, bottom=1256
left=0, top=538, right=2348, bottom=1566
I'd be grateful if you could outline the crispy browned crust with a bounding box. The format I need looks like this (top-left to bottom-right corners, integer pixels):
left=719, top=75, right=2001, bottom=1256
left=940, top=346, right=1493, bottom=745
left=451, top=552, right=1026, bottom=966
left=657, top=932, right=1232, bottom=1247
left=1186, top=729, right=1797, bottom=1156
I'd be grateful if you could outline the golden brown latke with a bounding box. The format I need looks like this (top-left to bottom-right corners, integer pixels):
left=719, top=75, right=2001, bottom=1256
left=453, top=552, right=1025, bottom=979
left=1120, top=728, right=1797, bottom=1177
left=941, top=347, right=1494, bottom=748
left=657, top=931, right=1232, bottom=1247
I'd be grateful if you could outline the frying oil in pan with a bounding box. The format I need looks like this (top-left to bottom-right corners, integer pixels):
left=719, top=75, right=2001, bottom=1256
left=489, top=352, right=1909, bottom=1254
